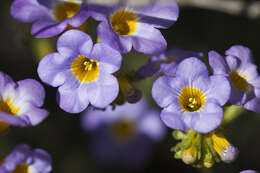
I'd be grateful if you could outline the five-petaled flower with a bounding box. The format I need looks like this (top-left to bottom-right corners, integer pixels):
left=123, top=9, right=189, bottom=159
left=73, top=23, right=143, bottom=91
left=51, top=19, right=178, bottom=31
left=0, top=72, right=48, bottom=134
left=152, top=57, right=231, bottom=133
left=209, top=45, right=260, bottom=113
left=0, top=144, right=52, bottom=173
left=11, top=0, right=89, bottom=38
left=38, top=29, right=122, bottom=113
left=88, top=2, right=179, bottom=55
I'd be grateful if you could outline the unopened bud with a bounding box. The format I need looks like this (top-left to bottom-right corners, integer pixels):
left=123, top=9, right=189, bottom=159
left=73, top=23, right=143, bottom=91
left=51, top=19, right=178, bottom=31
left=220, top=145, right=238, bottom=163
left=182, top=153, right=196, bottom=164
left=182, top=146, right=197, bottom=164
left=204, top=161, right=214, bottom=168
left=172, top=131, right=186, bottom=140
left=211, top=133, right=238, bottom=163
left=125, top=88, right=142, bottom=103
left=116, top=73, right=142, bottom=103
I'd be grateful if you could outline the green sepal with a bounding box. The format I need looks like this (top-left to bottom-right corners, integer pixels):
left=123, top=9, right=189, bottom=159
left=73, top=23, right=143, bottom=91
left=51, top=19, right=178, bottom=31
left=172, top=130, right=187, bottom=140
left=193, top=133, right=202, bottom=160
left=174, top=150, right=183, bottom=159
left=181, top=130, right=197, bottom=150
left=205, top=134, right=221, bottom=163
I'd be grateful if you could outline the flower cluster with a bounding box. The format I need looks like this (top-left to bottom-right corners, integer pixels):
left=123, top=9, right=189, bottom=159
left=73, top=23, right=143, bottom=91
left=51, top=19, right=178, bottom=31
left=152, top=45, right=260, bottom=134
left=172, top=130, right=238, bottom=167
left=11, top=0, right=89, bottom=37
left=7, top=0, right=179, bottom=170
left=151, top=45, right=260, bottom=167
left=5, top=0, right=260, bottom=171
left=11, top=0, right=180, bottom=113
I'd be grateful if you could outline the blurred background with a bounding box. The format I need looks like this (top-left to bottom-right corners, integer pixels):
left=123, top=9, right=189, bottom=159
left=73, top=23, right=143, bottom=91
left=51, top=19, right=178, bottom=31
left=0, top=0, right=260, bottom=172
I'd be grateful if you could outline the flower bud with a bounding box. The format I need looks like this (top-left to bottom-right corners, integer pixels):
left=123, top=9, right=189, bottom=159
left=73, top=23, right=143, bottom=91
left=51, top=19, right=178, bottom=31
left=125, top=88, right=142, bottom=103
left=211, top=133, right=238, bottom=163
left=182, top=146, right=197, bottom=164
left=117, top=73, right=142, bottom=103
left=203, top=161, right=214, bottom=168
left=220, top=145, right=238, bottom=163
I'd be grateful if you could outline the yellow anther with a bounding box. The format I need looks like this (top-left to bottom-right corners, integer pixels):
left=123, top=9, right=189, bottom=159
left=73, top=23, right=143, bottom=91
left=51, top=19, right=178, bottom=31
left=189, top=98, right=197, bottom=104
left=188, top=97, right=198, bottom=109
left=83, top=60, right=94, bottom=71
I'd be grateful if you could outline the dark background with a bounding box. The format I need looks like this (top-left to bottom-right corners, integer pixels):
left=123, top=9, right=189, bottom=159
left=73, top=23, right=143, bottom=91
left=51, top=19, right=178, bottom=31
left=1, top=0, right=260, bottom=172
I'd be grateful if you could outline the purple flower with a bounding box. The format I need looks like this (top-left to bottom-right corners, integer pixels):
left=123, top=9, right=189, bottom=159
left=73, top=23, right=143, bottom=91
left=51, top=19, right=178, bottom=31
left=88, top=2, right=179, bottom=55
left=137, top=47, right=203, bottom=78
left=11, top=0, right=89, bottom=38
left=152, top=58, right=231, bottom=133
left=0, top=144, right=52, bottom=173
left=0, top=72, right=48, bottom=133
left=82, top=99, right=165, bottom=166
left=240, top=171, right=258, bottom=173
left=38, top=29, right=121, bottom=113
left=209, top=45, right=260, bottom=113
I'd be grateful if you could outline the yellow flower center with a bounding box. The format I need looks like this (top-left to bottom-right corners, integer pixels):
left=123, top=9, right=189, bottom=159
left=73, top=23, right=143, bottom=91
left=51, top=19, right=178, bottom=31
left=229, top=71, right=249, bottom=92
left=0, top=98, right=20, bottom=115
left=179, top=87, right=206, bottom=112
left=12, top=163, right=30, bottom=173
left=110, top=10, right=137, bottom=36
left=54, top=1, right=80, bottom=22
left=0, top=158, right=4, bottom=165
left=211, top=133, right=229, bottom=156
left=71, top=55, right=99, bottom=82
left=110, top=119, right=136, bottom=142
left=0, top=98, right=20, bottom=133
left=0, top=158, right=30, bottom=173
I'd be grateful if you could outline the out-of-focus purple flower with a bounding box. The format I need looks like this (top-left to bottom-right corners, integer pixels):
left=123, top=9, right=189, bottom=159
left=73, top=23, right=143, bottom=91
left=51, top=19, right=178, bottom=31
left=0, top=72, right=48, bottom=134
left=82, top=99, right=166, bottom=167
left=0, top=144, right=52, bottom=173
left=137, top=47, right=203, bottom=78
left=152, top=58, right=231, bottom=133
left=38, top=29, right=121, bottom=113
left=240, top=171, right=258, bottom=173
left=209, top=45, right=260, bottom=113
left=88, top=2, right=178, bottom=55
left=11, top=0, right=89, bottom=38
